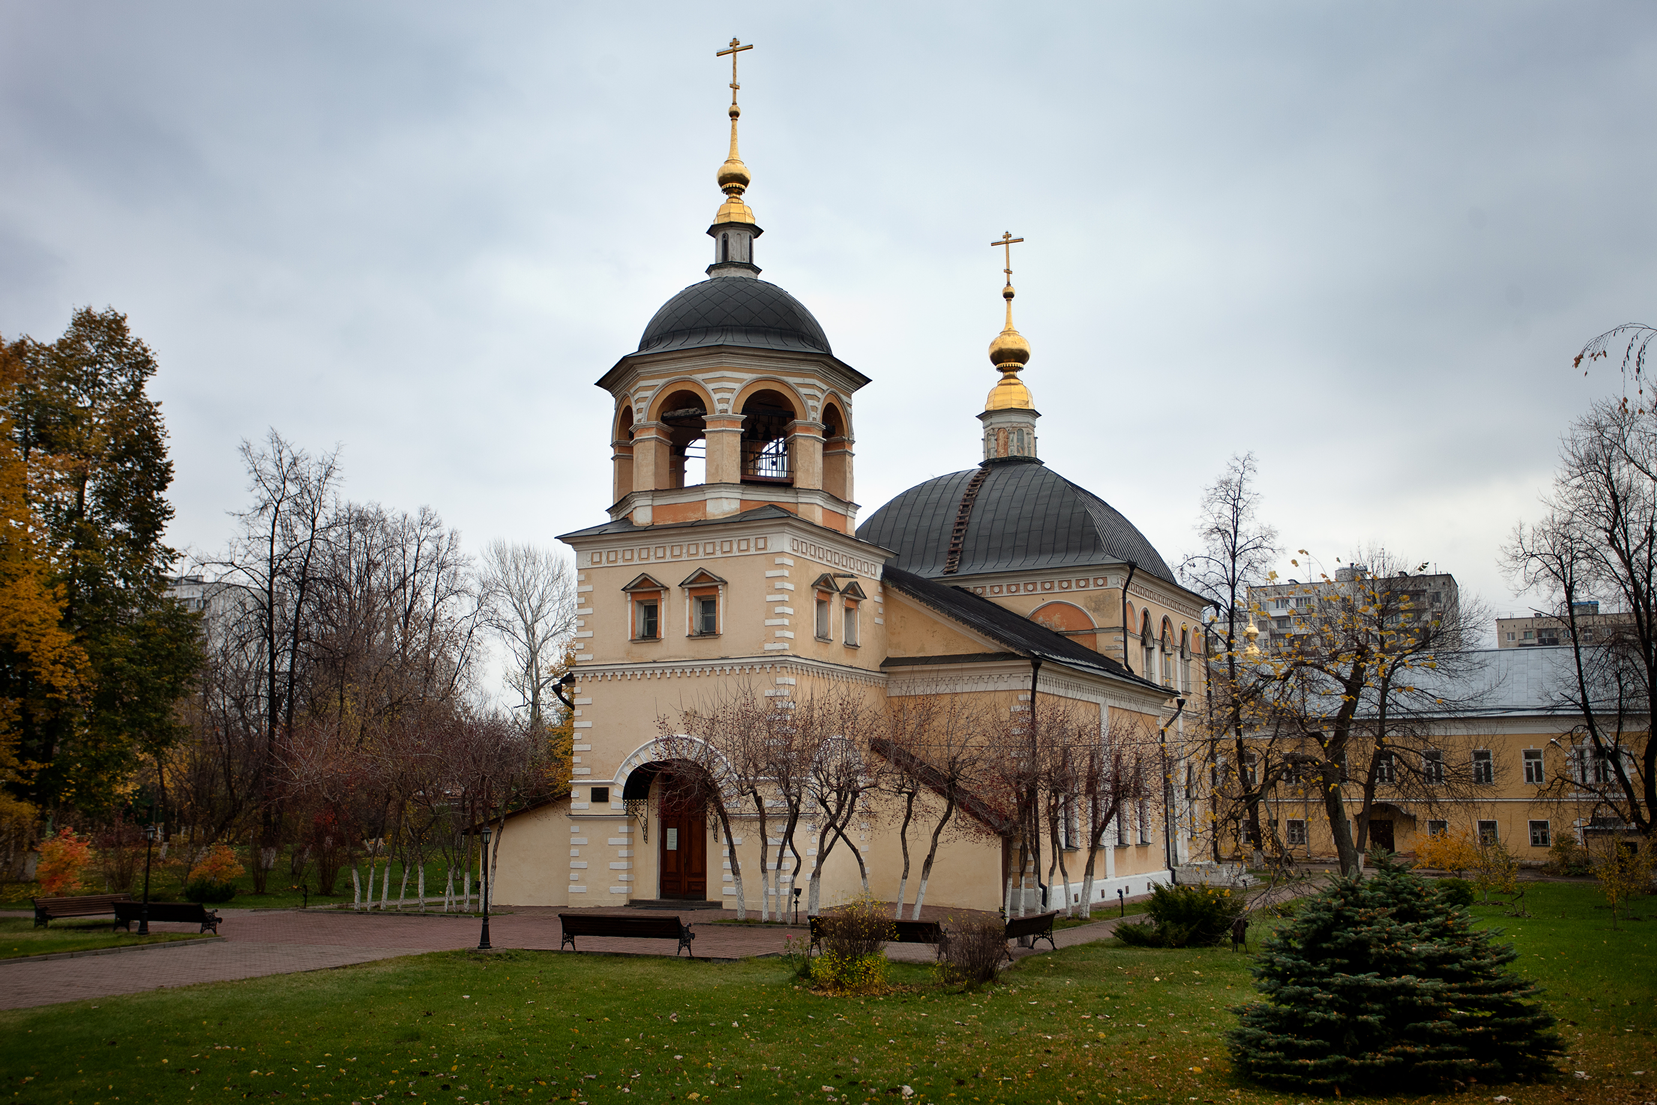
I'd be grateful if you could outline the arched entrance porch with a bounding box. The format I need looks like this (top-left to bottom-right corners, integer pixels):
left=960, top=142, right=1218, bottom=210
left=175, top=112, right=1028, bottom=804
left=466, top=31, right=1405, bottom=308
left=622, top=760, right=709, bottom=901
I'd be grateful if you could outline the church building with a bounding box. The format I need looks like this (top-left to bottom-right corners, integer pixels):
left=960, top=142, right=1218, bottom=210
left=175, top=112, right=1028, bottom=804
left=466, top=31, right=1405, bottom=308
left=490, top=46, right=1208, bottom=915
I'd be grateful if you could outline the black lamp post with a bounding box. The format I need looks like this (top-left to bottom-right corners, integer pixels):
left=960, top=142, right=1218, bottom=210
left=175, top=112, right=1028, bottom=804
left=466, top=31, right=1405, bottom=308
left=791, top=886, right=802, bottom=925
left=477, top=825, right=492, bottom=951
left=139, top=823, right=157, bottom=936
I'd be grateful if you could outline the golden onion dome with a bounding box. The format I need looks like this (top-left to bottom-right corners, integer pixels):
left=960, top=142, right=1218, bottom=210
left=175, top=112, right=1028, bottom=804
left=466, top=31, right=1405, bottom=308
left=714, top=102, right=755, bottom=224
left=988, top=284, right=1031, bottom=367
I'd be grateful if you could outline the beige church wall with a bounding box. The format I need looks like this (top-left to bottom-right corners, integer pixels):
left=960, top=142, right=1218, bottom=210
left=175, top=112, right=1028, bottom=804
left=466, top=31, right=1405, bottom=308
left=489, top=803, right=571, bottom=908
left=880, top=593, right=1006, bottom=659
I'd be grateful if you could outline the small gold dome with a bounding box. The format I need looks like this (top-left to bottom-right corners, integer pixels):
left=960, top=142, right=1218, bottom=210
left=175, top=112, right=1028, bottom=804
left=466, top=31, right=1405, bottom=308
left=718, top=157, right=751, bottom=192
left=984, top=373, right=1034, bottom=411
left=988, top=326, right=1031, bottom=368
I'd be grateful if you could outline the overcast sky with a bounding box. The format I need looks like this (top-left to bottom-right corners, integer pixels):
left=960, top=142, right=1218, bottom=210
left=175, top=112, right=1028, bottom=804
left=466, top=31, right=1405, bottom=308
left=4, top=2, right=1655, bottom=647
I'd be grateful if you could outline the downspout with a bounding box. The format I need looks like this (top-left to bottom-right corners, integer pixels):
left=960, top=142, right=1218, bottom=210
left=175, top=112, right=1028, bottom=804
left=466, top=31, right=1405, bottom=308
left=1029, top=657, right=1046, bottom=910
left=1120, top=562, right=1138, bottom=673
left=1160, top=696, right=1187, bottom=879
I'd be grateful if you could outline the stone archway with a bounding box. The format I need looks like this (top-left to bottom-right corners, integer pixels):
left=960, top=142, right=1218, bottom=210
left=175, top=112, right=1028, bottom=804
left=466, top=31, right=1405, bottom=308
left=621, top=760, right=708, bottom=900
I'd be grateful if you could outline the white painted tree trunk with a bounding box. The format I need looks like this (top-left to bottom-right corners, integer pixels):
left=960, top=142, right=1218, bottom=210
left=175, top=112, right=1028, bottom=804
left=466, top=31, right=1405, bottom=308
left=381, top=863, right=392, bottom=910
left=464, top=869, right=471, bottom=912
left=444, top=867, right=455, bottom=912
left=418, top=864, right=427, bottom=913
left=397, top=862, right=410, bottom=911
left=351, top=865, right=362, bottom=910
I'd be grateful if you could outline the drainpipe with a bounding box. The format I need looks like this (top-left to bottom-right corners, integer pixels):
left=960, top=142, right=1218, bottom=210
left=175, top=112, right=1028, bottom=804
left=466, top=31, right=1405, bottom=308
left=1029, top=657, right=1045, bottom=912
left=1119, top=562, right=1138, bottom=673
left=1160, top=696, right=1187, bottom=880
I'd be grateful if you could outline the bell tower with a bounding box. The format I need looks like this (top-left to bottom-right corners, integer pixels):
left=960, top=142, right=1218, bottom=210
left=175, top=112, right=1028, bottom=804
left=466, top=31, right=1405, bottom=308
left=593, top=39, right=870, bottom=534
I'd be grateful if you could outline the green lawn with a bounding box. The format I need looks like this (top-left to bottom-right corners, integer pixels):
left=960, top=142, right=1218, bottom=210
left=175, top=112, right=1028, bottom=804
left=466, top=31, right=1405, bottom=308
left=0, top=917, right=210, bottom=960
left=0, top=882, right=1649, bottom=1104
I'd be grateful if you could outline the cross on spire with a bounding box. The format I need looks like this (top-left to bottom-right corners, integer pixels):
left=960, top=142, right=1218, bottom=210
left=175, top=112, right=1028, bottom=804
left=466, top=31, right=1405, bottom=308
left=990, top=231, right=1025, bottom=284
left=717, top=38, right=753, bottom=105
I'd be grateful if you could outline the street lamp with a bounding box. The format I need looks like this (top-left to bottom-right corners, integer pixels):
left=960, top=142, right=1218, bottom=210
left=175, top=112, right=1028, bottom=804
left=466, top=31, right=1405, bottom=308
left=139, top=822, right=158, bottom=936
left=477, top=825, right=492, bottom=951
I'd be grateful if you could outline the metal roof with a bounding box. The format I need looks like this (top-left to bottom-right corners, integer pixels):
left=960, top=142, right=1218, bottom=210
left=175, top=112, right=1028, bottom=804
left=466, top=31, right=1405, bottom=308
left=637, top=276, right=832, bottom=355
left=856, top=459, right=1176, bottom=583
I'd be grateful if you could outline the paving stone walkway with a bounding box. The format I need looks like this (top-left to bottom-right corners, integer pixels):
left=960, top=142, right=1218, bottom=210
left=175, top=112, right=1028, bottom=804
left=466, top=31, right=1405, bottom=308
left=0, top=903, right=1131, bottom=1011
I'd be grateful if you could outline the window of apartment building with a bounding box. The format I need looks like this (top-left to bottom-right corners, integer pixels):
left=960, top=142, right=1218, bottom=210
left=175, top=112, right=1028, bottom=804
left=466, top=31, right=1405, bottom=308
left=1138, top=800, right=1152, bottom=844
left=1477, top=820, right=1498, bottom=845
left=1583, top=628, right=1596, bottom=641
left=1506, top=631, right=1515, bottom=642
left=1272, top=597, right=1288, bottom=611
left=1529, top=820, right=1551, bottom=848
left=840, top=581, right=865, bottom=647
left=1427, top=819, right=1448, bottom=837
left=1523, top=629, right=1534, bottom=640
left=680, top=569, right=725, bottom=637
left=1523, top=748, right=1544, bottom=784
left=1471, top=749, right=1493, bottom=785
left=622, top=573, right=668, bottom=641
left=1376, top=752, right=1396, bottom=785
left=1572, top=746, right=1612, bottom=785
left=1242, top=752, right=1258, bottom=788
left=1424, top=750, right=1445, bottom=784
left=1285, top=819, right=1307, bottom=846
left=812, top=574, right=838, bottom=640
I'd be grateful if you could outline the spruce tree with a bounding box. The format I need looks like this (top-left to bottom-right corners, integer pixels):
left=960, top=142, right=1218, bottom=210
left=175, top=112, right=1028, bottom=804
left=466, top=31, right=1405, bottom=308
left=1226, top=857, right=1562, bottom=1095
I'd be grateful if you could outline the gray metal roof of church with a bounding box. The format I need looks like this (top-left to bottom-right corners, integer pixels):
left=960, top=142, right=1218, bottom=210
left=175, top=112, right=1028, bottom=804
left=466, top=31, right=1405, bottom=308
left=857, top=458, right=1177, bottom=583
left=637, top=277, right=832, bottom=355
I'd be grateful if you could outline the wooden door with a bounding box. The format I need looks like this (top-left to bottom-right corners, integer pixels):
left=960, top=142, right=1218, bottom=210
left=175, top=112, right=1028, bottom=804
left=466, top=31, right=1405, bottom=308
left=657, top=788, right=707, bottom=900
left=1369, top=818, right=1394, bottom=852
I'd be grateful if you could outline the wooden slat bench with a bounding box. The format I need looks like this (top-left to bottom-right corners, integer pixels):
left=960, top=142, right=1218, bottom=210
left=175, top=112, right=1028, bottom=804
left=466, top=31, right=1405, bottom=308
left=809, top=915, right=944, bottom=956
left=558, top=913, right=695, bottom=957
left=32, top=893, right=132, bottom=928
left=112, top=901, right=223, bottom=934
left=1003, top=910, right=1059, bottom=953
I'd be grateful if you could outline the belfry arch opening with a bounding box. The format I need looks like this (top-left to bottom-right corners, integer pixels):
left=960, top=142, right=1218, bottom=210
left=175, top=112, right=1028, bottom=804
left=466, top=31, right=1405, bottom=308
left=740, top=389, right=796, bottom=484
left=659, top=389, right=707, bottom=488
left=822, top=400, right=850, bottom=500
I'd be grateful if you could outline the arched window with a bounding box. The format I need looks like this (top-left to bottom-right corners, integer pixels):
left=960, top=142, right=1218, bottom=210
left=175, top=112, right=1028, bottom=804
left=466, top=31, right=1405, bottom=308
left=721, top=233, right=730, bottom=262
left=658, top=389, right=707, bottom=489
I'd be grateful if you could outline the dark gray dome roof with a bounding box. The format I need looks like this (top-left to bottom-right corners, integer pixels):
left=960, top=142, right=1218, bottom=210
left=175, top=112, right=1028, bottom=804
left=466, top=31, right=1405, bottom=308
left=857, top=459, right=1176, bottom=583
left=638, top=277, right=832, bottom=355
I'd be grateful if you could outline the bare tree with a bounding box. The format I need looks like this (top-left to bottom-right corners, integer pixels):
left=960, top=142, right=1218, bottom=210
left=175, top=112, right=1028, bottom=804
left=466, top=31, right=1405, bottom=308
left=1179, top=453, right=1281, bottom=859
left=203, top=431, right=340, bottom=891
left=1505, top=397, right=1657, bottom=837
left=479, top=541, right=577, bottom=737
left=874, top=692, right=1001, bottom=919
left=1075, top=710, right=1158, bottom=918
left=802, top=685, right=880, bottom=914
left=1264, top=550, right=1488, bottom=873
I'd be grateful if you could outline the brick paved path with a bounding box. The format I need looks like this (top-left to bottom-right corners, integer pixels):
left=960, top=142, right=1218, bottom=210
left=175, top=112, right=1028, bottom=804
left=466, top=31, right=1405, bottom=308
left=0, top=903, right=1130, bottom=1011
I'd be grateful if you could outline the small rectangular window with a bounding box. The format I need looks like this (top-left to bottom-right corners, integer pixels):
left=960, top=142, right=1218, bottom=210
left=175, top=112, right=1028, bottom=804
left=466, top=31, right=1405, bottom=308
left=590, top=787, right=610, bottom=804
left=1376, top=753, right=1395, bottom=785
left=1138, top=800, right=1152, bottom=844
left=1424, top=750, right=1444, bottom=784
left=1523, top=748, right=1544, bottom=784
left=1529, top=820, right=1551, bottom=848
left=1523, top=629, right=1534, bottom=639
left=697, top=595, right=718, bottom=635
left=1506, top=631, right=1514, bottom=641
left=842, top=601, right=859, bottom=646
left=1471, top=749, right=1493, bottom=785
left=1285, top=819, right=1307, bottom=846
left=1427, top=819, right=1448, bottom=837
left=1477, top=820, right=1498, bottom=845
left=815, top=594, right=832, bottom=640
left=635, top=598, right=660, bottom=640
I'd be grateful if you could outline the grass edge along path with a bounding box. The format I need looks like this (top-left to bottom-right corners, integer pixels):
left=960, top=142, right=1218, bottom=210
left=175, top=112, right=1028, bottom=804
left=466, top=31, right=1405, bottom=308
left=0, top=882, right=1650, bottom=1105
left=0, top=918, right=212, bottom=961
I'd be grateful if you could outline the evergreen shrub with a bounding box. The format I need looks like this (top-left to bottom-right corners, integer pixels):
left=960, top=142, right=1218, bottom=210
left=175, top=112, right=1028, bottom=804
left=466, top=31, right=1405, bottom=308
left=1115, top=883, right=1244, bottom=948
left=1226, top=857, right=1562, bottom=1095
left=1435, top=877, right=1476, bottom=908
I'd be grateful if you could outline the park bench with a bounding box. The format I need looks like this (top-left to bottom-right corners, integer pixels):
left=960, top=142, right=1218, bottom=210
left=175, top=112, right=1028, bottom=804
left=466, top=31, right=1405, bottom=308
left=808, top=915, right=944, bottom=956
left=1002, top=910, right=1058, bottom=953
left=32, top=893, right=132, bottom=928
left=112, top=901, right=223, bottom=934
left=558, top=913, right=695, bottom=957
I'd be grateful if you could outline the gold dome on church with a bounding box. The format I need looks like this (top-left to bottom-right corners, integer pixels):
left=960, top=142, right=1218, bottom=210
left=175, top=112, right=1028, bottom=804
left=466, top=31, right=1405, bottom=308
left=985, top=279, right=1034, bottom=411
